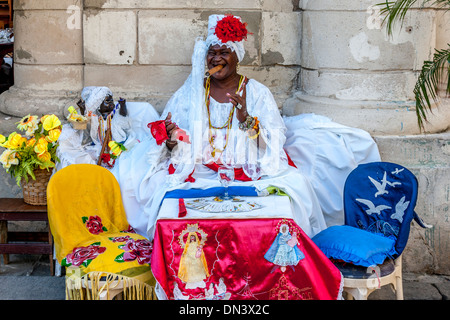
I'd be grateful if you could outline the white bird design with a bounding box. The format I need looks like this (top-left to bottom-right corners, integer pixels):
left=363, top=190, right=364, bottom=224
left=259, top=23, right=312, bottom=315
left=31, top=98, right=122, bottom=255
left=391, top=168, right=404, bottom=175
left=356, top=198, right=391, bottom=216
left=390, top=196, right=410, bottom=223
left=368, top=171, right=401, bottom=197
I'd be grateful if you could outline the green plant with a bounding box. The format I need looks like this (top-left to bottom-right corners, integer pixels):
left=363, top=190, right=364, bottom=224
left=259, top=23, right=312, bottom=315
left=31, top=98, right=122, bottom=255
left=378, top=0, right=450, bottom=130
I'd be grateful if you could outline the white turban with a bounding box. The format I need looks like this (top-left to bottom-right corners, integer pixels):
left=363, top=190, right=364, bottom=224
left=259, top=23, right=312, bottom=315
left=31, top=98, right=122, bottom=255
left=205, top=14, right=246, bottom=62
left=81, top=86, right=113, bottom=114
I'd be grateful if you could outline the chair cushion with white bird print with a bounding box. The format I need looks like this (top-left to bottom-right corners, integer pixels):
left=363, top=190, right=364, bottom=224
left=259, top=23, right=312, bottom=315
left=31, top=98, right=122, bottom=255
left=312, top=161, right=422, bottom=267
left=342, top=161, right=419, bottom=258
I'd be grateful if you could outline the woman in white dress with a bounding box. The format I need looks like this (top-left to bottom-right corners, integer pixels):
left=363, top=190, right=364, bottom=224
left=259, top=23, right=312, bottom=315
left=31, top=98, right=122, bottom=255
left=111, top=14, right=380, bottom=240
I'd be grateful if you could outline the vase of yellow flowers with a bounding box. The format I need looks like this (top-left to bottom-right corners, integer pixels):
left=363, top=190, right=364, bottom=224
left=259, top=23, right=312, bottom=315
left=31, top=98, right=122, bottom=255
left=0, top=114, right=62, bottom=205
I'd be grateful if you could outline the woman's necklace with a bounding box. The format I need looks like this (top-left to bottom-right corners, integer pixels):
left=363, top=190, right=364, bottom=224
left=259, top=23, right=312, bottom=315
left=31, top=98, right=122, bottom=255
left=205, top=75, right=246, bottom=158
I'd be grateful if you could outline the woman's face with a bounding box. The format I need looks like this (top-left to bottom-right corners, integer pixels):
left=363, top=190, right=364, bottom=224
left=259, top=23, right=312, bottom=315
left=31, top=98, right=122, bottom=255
left=206, top=44, right=239, bottom=80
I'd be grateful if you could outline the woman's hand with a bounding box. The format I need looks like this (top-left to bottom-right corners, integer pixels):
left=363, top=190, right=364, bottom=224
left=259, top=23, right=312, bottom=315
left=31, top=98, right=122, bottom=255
left=165, top=112, right=178, bottom=150
left=227, top=89, right=248, bottom=123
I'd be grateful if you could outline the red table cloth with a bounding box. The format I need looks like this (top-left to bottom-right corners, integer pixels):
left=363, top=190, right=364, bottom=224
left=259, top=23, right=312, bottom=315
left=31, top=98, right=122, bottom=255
left=151, top=218, right=342, bottom=300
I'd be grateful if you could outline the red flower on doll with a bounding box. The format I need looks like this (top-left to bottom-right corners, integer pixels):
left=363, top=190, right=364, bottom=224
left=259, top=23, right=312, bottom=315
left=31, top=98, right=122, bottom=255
left=100, top=153, right=115, bottom=167
left=83, top=215, right=108, bottom=235
left=214, top=15, right=248, bottom=43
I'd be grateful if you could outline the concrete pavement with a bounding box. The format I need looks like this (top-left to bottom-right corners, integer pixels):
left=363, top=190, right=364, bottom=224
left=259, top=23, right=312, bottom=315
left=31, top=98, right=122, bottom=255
left=0, top=254, right=449, bottom=300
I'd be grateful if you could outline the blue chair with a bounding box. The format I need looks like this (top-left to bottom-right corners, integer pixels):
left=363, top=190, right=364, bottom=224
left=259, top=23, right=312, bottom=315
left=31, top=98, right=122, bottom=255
left=312, top=162, right=431, bottom=299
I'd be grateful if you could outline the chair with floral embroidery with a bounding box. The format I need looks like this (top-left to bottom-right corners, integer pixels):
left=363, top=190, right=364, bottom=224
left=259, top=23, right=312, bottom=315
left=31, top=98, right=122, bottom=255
left=47, top=163, right=156, bottom=300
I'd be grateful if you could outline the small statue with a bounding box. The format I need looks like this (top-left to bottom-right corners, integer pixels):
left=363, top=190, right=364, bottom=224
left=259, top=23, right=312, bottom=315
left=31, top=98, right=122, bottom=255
left=55, top=87, right=133, bottom=170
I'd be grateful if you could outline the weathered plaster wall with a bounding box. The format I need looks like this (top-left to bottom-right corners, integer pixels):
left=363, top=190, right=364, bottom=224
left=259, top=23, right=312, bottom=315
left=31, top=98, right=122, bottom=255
left=0, top=0, right=302, bottom=116
left=283, top=0, right=450, bottom=135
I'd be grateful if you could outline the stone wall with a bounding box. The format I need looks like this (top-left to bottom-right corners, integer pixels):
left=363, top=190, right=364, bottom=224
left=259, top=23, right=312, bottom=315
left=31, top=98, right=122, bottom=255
left=0, top=0, right=449, bottom=275
left=1, top=0, right=302, bottom=116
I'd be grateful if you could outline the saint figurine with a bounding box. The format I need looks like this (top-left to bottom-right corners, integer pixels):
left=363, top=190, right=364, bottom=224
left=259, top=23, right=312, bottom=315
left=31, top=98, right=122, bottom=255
left=55, top=86, right=133, bottom=170
left=178, top=232, right=210, bottom=289
left=264, top=223, right=305, bottom=272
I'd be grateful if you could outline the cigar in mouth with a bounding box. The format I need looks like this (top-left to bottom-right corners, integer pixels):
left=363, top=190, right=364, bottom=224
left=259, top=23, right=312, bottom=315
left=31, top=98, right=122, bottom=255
left=205, top=65, right=223, bottom=77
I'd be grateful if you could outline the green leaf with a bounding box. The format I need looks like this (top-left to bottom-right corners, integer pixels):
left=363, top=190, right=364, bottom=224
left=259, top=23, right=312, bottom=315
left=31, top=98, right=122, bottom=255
left=82, top=259, right=93, bottom=268
left=61, top=258, right=71, bottom=267
left=413, top=46, right=450, bottom=130
left=114, top=252, right=125, bottom=263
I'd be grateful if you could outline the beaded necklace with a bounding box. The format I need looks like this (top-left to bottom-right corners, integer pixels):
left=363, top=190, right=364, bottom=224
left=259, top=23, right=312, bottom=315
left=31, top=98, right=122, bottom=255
left=97, top=112, right=113, bottom=145
left=205, top=75, right=246, bottom=158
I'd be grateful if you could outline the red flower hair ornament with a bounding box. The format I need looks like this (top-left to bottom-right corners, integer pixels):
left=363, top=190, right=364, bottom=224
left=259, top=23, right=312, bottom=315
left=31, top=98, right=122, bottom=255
left=214, top=15, right=249, bottom=43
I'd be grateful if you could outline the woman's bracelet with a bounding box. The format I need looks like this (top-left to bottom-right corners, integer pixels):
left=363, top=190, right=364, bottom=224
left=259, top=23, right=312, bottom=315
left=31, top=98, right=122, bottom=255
left=239, top=115, right=256, bottom=131
left=248, top=129, right=260, bottom=140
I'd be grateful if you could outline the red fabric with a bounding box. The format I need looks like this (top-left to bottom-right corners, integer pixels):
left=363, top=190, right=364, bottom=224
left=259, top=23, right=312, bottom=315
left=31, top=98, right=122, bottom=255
left=178, top=199, right=187, bottom=218
left=172, top=128, right=191, bottom=144
left=204, top=149, right=297, bottom=181
left=204, top=162, right=254, bottom=182
left=148, top=120, right=168, bottom=145
left=286, top=150, right=297, bottom=168
left=151, top=218, right=342, bottom=300
left=168, top=164, right=196, bottom=183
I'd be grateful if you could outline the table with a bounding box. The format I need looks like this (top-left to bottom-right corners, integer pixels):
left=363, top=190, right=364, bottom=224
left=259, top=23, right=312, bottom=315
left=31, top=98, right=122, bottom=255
left=0, top=198, right=54, bottom=275
left=151, top=195, right=343, bottom=300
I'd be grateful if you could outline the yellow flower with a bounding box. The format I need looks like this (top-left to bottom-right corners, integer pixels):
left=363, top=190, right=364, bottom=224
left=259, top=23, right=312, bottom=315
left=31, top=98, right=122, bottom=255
left=5, top=132, right=27, bottom=150
left=17, top=114, right=39, bottom=131
left=40, top=115, right=49, bottom=124
left=26, top=137, right=36, bottom=147
left=37, top=151, right=54, bottom=169
left=0, top=149, right=19, bottom=169
left=108, top=141, right=123, bottom=157
left=38, top=151, right=51, bottom=162
left=45, top=128, right=61, bottom=143
left=0, top=134, right=5, bottom=145
left=42, top=114, right=61, bottom=131
left=25, top=121, right=39, bottom=137
left=34, top=137, right=48, bottom=156
left=68, top=106, right=77, bottom=114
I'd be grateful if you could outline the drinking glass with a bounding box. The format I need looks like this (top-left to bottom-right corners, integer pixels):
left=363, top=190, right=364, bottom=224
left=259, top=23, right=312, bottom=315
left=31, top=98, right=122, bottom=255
left=218, top=167, right=234, bottom=200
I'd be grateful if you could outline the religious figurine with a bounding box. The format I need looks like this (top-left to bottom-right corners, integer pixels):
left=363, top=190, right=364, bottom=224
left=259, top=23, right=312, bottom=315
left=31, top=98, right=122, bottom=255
left=178, top=231, right=210, bottom=289
left=55, top=86, right=133, bottom=171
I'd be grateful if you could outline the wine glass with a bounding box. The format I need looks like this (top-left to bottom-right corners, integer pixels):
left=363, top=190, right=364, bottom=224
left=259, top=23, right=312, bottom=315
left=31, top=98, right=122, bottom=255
left=218, top=167, right=234, bottom=200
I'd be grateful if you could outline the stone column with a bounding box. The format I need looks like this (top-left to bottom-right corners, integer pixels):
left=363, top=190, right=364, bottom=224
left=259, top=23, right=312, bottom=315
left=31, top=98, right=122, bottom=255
left=0, top=0, right=83, bottom=118
left=283, top=0, right=450, bottom=135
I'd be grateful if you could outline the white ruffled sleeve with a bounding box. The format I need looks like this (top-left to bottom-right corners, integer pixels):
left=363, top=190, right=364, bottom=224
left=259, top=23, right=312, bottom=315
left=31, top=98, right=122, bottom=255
left=240, top=80, right=289, bottom=179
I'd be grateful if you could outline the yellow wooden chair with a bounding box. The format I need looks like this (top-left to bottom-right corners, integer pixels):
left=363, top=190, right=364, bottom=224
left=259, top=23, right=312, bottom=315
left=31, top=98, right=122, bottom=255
left=47, top=163, right=156, bottom=300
